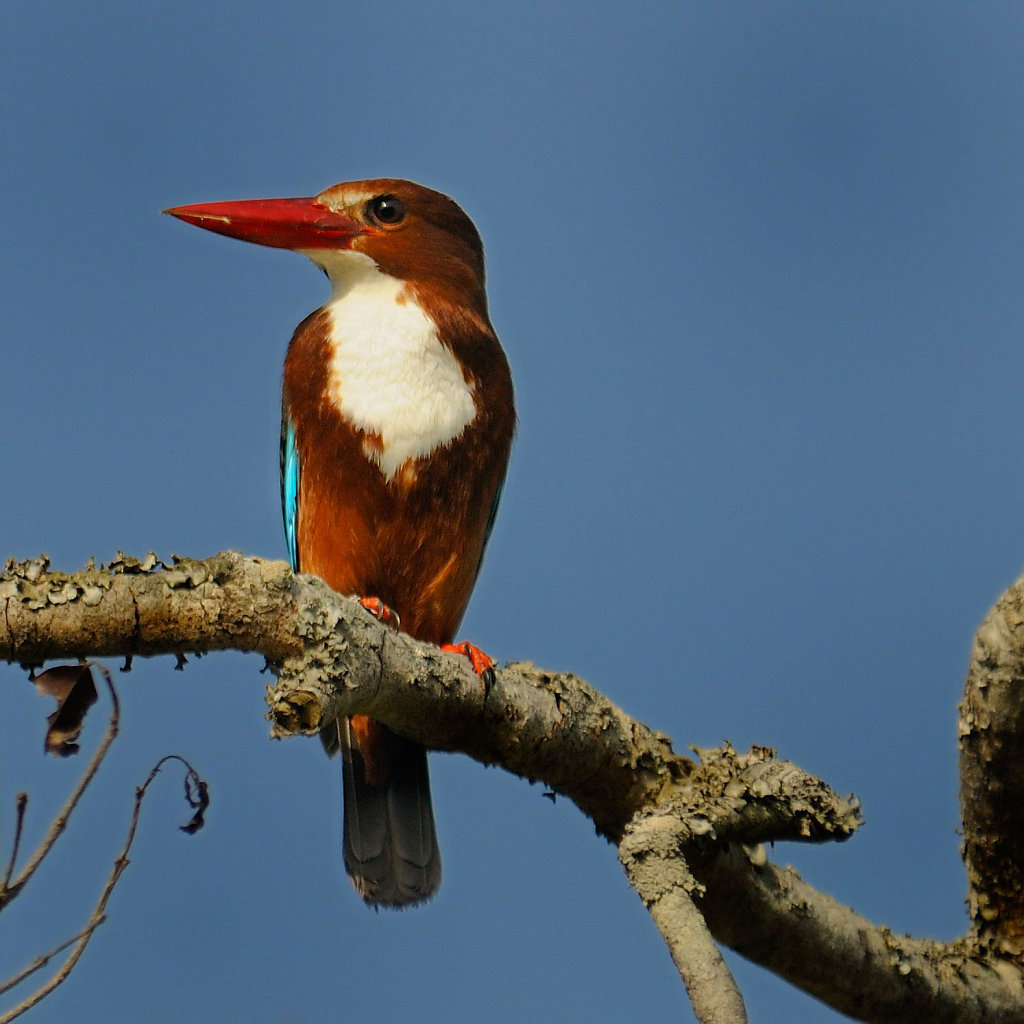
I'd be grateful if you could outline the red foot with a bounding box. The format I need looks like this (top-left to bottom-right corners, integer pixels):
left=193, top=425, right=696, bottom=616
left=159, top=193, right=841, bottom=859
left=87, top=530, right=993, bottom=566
left=442, top=641, right=496, bottom=701
left=442, top=640, right=493, bottom=676
left=359, top=596, right=401, bottom=630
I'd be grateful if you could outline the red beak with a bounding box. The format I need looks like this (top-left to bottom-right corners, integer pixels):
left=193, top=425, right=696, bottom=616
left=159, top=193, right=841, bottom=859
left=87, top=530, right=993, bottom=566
left=163, top=197, right=364, bottom=250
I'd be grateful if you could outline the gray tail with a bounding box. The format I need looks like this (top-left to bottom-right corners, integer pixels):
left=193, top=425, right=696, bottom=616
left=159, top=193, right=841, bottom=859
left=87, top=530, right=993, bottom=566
left=328, top=718, right=441, bottom=908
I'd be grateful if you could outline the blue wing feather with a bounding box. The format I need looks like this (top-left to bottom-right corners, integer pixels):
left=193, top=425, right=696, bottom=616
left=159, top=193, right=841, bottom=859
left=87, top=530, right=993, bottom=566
left=281, top=408, right=501, bottom=584
left=281, top=414, right=300, bottom=571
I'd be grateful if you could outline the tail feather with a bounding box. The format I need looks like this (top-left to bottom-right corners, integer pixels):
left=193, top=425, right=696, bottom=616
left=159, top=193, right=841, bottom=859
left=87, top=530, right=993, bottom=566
left=330, top=717, right=441, bottom=907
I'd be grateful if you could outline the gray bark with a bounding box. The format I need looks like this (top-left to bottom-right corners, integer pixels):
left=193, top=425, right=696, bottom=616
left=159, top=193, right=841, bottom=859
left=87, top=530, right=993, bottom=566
left=2, top=551, right=1023, bottom=1022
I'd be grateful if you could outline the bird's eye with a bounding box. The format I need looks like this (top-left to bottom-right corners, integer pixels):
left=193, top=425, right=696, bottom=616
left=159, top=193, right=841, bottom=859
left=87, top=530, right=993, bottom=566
left=367, top=195, right=406, bottom=226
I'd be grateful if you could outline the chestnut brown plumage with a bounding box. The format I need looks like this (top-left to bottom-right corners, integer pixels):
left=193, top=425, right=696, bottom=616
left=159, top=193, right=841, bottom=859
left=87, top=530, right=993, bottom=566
left=167, top=179, right=514, bottom=906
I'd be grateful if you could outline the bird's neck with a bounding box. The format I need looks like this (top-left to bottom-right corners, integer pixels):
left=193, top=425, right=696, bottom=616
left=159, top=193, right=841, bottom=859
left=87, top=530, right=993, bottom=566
left=299, top=251, right=480, bottom=481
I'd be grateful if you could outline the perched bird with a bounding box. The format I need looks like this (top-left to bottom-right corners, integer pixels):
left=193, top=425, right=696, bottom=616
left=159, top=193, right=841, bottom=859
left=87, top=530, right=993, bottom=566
left=166, top=179, right=515, bottom=907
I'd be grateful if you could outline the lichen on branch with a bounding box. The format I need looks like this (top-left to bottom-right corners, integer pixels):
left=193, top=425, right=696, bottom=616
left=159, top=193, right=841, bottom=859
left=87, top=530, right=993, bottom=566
left=3, top=551, right=1024, bottom=1022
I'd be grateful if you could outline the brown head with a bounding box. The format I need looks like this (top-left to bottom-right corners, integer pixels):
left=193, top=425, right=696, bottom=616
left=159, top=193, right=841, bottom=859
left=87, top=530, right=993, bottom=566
left=165, top=177, right=489, bottom=317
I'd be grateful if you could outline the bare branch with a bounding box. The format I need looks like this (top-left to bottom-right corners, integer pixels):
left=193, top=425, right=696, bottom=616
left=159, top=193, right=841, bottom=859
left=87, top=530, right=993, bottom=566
left=620, top=812, right=748, bottom=1024
left=696, top=845, right=1024, bottom=1024
left=960, top=572, right=1024, bottom=957
left=1, top=666, right=119, bottom=907
left=1, top=551, right=1023, bottom=1020
left=1, top=795, right=27, bottom=891
left=0, top=919, right=106, bottom=1002
left=0, top=747, right=208, bottom=1023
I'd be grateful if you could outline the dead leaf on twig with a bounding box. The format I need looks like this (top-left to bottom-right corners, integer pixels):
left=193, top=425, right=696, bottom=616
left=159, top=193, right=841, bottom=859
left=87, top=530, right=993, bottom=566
left=31, top=665, right=98, bottom=757
left=138, top=755, right=211, bottom=835
left=180, top=772, right=210, bottom=835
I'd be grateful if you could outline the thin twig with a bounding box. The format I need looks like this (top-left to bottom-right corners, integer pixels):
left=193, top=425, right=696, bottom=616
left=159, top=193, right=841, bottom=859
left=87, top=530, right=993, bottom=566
left=1, top=795, right=28, bottom=892
left=0, top=919, right=105, bottom=999
left=0, top=743, right=207, bottom=1021
left=5, top=665, right=119, bottom=901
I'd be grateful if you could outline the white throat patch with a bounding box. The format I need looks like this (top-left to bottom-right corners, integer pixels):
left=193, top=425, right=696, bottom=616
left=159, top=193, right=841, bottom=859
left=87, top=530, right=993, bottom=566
left=312, top=251, right=477, bottom=481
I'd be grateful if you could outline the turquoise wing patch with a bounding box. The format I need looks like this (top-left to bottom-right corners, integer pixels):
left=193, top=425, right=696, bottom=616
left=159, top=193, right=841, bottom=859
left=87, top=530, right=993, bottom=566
left=280, top=415, right=300, bottom=572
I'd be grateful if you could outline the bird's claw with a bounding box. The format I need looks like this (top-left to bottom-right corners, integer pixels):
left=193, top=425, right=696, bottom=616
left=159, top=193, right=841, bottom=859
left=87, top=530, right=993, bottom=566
left=358, top=596, right=401, bottom=630
left=441, top=641, right=496, bottom=702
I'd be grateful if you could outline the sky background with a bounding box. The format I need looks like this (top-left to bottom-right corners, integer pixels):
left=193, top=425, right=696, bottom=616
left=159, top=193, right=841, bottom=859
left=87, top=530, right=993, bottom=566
left=1, top=3, right=1023, bottom=1021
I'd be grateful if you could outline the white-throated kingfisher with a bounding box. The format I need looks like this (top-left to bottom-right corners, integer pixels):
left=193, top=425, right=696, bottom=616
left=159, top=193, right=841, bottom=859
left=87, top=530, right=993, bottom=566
left=166, top=178, right=515, bottom=907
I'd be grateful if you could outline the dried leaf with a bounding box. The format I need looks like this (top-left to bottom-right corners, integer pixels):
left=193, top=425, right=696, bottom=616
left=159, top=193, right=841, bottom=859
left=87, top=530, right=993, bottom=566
left=33, top=665, right=99, bottom=757
left=180, top=775, right=210, bottom=834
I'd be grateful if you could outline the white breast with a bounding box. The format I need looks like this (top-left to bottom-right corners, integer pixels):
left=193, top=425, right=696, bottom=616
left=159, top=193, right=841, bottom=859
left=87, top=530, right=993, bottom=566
left=314, top=251, right=477, bottom=481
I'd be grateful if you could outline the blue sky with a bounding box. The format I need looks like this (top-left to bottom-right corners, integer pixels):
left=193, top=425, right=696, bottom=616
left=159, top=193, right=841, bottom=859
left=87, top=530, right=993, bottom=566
left=1, top=3, right=1023, bottom=1021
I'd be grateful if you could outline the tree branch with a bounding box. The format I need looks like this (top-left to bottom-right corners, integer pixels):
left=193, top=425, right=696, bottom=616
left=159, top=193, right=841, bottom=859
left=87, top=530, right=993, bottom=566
left=696, top=845, right=1024, bottom=1024
left=2, top=551, right=1023, bottom=1022
left=619, top=811, right=749, bottom=1024
left=960, top=572, right=1024, bottom=957
left=0, top=752, right=208, bottom=1023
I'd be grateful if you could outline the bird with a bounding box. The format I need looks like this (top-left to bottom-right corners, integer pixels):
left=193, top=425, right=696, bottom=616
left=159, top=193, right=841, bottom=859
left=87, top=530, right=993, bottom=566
left=165, top=178, right=515, bottom=907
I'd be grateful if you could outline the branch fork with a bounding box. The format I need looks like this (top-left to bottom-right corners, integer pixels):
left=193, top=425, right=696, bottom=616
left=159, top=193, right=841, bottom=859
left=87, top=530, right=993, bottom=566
left=3, top=552, right=1024, bottom=1022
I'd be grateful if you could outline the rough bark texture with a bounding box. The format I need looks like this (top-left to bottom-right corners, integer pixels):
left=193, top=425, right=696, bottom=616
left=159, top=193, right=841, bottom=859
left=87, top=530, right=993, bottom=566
left=959, top=573, right=1024, bottom=958
left=2, top=551, right=1024, bottom=1023
left=0, top=552, right=306, bottom=666
left=619, top=813, right=750, bottom=1024
left=697, top=846, right=1024, bottom=1024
